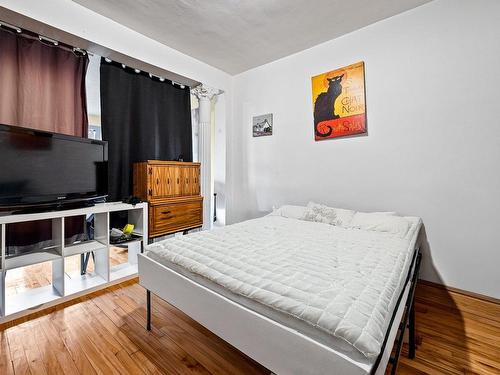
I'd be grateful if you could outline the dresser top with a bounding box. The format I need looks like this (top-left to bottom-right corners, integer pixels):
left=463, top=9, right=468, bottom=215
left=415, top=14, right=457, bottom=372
left=139, top=160, right=201, bottom=166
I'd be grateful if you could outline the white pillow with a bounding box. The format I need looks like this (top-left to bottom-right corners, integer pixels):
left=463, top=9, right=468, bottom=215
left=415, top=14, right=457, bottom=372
left=349, top=212, right=410, bottom=238
left=301, top=202, right=355, bottom=227
left=269, top=205, right=307, bottom=219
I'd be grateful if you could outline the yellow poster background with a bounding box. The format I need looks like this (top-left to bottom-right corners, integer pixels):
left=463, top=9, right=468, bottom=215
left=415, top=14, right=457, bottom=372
left=311, top=61, right=366, bottom=119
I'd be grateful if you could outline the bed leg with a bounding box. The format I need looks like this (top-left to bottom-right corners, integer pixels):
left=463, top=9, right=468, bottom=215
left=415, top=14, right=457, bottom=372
left=408, top=300, right=416, bottom=359
left=146, top=289, right=152, bottom=331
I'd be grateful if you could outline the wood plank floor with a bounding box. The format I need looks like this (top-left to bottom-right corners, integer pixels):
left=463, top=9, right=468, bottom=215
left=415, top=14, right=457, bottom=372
left=1, top=280, right=499, bottom=375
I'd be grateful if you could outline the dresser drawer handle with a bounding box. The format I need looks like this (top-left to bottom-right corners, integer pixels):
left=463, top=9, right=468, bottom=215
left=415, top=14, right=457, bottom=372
left=164, top=215, right=174, bottom=220
left=161, top=210, right=171, bottom=215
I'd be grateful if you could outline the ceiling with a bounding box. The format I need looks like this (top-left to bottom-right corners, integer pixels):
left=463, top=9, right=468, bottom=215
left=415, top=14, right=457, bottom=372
left=73, top=0, right=431, bottom=75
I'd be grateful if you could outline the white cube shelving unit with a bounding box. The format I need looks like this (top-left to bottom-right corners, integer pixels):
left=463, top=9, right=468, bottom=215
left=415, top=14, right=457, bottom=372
left=0, top=202, right=147, bottom=321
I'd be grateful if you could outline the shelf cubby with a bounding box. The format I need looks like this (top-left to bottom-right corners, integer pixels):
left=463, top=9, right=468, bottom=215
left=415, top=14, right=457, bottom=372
left=4, top=260, right=64, bottom=316
left=4, top=217, right=63, bottom=270
left=110, top=243, right=139, bottom=281
left=64, top=251, right=108, bottom=295
left=108, top=208, right=144, bottom=281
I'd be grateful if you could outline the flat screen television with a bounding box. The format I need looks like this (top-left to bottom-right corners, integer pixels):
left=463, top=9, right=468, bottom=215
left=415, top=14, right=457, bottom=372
left=0, top=124, right=108, bottom=211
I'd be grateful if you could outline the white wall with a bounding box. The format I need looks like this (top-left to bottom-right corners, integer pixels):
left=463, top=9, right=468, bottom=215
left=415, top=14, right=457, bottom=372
left=86, top=54, right=101, bottom=119
left=214, top=94, right=227, bottom=226
left=230, top=0, right=500, bottom=298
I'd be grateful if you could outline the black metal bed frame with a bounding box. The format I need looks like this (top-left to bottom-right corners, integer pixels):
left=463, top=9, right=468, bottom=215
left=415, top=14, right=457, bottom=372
left=145, top=246, right=422, bottom=375
left=370, top=246, right=421, bottom=374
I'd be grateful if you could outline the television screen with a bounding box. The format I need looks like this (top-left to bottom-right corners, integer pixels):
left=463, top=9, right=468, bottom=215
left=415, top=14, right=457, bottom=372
left=0, top=124, right=107, bottom=208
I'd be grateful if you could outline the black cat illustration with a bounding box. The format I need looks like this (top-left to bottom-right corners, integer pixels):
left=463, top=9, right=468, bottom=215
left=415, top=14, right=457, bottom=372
left=313, top=74, right=344, bottom=138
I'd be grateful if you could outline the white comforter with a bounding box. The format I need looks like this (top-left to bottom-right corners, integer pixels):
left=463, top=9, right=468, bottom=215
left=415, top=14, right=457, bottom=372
left=146, top=215, right=421, bottom=358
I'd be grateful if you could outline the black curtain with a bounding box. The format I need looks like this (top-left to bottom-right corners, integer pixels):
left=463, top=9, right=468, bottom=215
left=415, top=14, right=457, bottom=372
left=100, top=58, right=192, bottom=202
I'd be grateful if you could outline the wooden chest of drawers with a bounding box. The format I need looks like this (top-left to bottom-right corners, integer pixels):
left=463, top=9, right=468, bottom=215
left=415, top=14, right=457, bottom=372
left=133, top=161, right=203, bottom=238
left=149, top=197, right=203, bottom=236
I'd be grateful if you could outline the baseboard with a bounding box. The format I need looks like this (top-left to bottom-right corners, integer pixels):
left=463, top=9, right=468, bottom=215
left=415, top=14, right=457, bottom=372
left=418, top=279, right=500, bottom=305
left=0, top=276, right=139, bottom=329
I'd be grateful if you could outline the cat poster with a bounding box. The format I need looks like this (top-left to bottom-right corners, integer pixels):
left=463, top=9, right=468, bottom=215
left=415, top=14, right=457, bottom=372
left=311, top=61, right=366, bottom=141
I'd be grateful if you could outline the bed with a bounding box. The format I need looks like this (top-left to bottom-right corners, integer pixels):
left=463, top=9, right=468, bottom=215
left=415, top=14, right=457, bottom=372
left=138, top=204, right=422, bottom=375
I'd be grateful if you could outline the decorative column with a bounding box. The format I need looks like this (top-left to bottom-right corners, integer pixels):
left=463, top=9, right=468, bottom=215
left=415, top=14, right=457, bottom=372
left=191, top=85, right=219, bottom=230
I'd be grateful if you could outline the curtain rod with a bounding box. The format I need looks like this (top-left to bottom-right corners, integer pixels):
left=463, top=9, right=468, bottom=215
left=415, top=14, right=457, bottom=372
left=0, top=19, right=92, bottom=57
left=0, top=19, right=191, bottom=89
left=102, top=58, right=188, bottom=89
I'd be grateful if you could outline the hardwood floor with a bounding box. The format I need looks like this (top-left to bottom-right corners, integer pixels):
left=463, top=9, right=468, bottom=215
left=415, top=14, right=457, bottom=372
left=1, top=280, right=499, bottom=375
left=392, top=282, right=500, bottom=375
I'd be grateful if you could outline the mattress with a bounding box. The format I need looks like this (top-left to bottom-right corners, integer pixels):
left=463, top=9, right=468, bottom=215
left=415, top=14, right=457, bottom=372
left=146, top=214, right=421, bottom=359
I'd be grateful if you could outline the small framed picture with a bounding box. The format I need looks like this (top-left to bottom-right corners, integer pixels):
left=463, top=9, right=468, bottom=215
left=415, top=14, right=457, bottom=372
left=253, top=113, right=273, bottom=137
